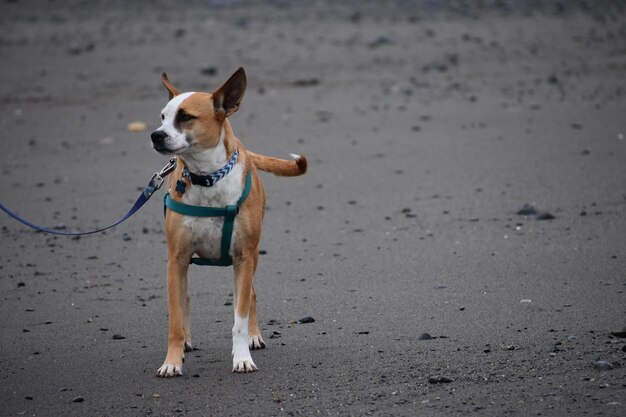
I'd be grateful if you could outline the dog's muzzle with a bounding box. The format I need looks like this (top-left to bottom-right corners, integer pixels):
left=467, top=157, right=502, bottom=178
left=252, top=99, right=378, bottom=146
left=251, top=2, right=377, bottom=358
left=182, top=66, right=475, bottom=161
left=151, top=130, right=171, bottom=153
left=151, top=130, right=168, bottom=145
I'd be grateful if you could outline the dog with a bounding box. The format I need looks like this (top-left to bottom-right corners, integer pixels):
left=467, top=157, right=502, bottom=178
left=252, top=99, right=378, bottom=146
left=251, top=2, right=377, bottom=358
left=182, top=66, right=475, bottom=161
left=150, top=68, right=307, bottom=376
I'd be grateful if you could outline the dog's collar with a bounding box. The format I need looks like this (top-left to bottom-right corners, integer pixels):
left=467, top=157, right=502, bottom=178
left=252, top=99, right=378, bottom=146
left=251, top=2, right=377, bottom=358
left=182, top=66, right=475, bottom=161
left=180, top=148, right=239, bottom=188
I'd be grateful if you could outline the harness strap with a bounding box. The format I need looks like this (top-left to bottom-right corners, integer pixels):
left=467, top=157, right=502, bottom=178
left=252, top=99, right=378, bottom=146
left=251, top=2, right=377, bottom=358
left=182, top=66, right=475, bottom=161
left=164, top=169, right=252, bottom=267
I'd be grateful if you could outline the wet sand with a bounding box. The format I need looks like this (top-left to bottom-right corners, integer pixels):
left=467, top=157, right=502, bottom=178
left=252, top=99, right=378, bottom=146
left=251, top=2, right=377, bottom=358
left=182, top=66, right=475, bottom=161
left=1, top=1, right=625, bottom=416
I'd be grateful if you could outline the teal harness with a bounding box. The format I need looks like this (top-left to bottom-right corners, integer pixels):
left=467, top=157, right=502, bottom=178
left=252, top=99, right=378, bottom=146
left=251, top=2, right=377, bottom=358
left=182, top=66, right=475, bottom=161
left=163, top=169, right=252, bottom=267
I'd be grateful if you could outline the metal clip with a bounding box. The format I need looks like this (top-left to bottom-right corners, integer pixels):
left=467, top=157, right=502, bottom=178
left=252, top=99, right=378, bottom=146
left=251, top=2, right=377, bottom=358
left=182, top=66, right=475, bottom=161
left=147, top=158, right=177, bottom=193
left=158, top=157, right=177, bottom=178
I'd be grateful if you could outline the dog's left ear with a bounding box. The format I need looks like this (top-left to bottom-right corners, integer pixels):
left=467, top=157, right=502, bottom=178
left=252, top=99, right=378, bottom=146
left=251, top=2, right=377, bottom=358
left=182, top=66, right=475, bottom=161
left=161, top=73, right=181, bottom=100
left=212, top=67, right=247, bottom=118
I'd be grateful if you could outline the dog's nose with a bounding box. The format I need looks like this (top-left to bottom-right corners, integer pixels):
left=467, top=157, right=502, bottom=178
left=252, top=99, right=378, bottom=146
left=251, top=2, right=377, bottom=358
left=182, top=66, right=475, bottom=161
left=151, top=130, right=168, bottom=144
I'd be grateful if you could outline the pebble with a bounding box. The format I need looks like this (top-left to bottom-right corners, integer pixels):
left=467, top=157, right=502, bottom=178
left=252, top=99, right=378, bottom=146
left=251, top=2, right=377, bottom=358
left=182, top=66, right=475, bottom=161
left=517, top=203, right=537, bottom=215
left=428, top=376, right=453, bottom=384
left=72, top=396, right=84, bottom=403
left=593, top=360, right=614, bottom=371
left=299, top=316, right=315, bottom=324
left=200, top=66, right=217, bottom=76
left=417, top=333, right=433, bottom=340
left=17, top=282, right=25, bottom=287
left=516, top=204, right=555, bottom=220
left=127, top=121, right=147, bottom=132
left=292, top=78, right=320, bottom=87
left=112, top=334, right=125, bottom=340
left=536, top=212, right=556, bottom=220
left=610, top=327, right=626, bottom=338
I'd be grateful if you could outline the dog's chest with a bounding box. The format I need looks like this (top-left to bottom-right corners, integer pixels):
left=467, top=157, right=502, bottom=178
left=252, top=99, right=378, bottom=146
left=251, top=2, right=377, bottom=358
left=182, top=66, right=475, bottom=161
left=180, top=164, right=243, bottom=259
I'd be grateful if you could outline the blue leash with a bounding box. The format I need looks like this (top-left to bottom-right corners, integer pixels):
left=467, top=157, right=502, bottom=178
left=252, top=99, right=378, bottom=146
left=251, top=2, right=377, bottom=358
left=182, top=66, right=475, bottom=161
left=0, top=158, right=177, bottom=236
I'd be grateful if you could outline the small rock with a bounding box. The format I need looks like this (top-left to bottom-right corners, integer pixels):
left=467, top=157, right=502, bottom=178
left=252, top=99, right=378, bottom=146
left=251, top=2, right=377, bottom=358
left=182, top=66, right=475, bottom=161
left=292, top=78, right=320, bottom=87
left=547, top=74, right=559, bottom=84
left=17, top=282, right=25, bottom=287
left=200, top=66, right=217, bottom=76
left=428, top=376, right=453, bottom=384
left=417, top=333, right=433, bottom=340
left=127, top=121, right=147, bottom=132
left=298, top=316, right=315, bottom=324
left=610, top=327, right=626, bottom=338
left=192, top=373, right=200, bottom=378
left=594, top=360, right=614, bottom=371
left=25, top=396, right=33, bottom=400
left=224, top=301, right=232, bottom=306
left=358, top=331, right=370, bottom=335
left=517, top=203, right=537, bottom=216
left=72, top=396, right=84, bottom=403
left=520, top=299, right=532, bottom=303
left=112, top=334, right=125, bottom=340
left=536, top=212, right=556, bottom=220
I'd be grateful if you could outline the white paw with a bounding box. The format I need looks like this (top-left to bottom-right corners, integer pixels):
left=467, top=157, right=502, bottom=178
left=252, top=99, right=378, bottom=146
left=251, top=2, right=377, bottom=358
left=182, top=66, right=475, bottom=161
left=232, top=358, right=257, bottom=373
left=156, top=363, right=183, bottom=378
left=249, top=335, right=266, bottom=350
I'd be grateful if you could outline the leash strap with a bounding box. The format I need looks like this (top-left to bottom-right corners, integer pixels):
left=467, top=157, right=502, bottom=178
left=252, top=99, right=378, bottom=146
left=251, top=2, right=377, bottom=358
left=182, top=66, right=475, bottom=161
left=163, top=168, right=252, bottom=267
left=0, top=158, right=177, bottom=236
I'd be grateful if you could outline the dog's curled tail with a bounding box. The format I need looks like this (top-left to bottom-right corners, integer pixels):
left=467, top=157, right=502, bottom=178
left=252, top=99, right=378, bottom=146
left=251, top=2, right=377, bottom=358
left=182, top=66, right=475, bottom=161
left=248, top=151, right=307, bottom=177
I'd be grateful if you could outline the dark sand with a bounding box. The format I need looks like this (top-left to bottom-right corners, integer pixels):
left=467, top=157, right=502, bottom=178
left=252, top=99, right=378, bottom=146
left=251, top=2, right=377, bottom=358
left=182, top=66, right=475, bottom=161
left=1, top=1, right=625, bottom=416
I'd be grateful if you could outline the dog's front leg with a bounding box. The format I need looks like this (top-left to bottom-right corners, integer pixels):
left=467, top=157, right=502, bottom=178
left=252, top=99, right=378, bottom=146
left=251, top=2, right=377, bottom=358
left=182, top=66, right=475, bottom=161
left=157, top=257, right=189, bottom=377
left=232, top=254, right=258, bottom=372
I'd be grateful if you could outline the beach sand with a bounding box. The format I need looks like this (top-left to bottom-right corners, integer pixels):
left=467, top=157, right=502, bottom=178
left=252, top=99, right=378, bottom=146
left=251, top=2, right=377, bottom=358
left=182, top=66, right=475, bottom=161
left=1, top=1, right=625, bottom=415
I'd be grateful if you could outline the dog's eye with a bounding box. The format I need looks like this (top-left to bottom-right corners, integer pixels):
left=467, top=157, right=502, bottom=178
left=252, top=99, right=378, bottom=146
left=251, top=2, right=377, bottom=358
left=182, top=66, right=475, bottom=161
left=177, top=112, right=196, bottom=123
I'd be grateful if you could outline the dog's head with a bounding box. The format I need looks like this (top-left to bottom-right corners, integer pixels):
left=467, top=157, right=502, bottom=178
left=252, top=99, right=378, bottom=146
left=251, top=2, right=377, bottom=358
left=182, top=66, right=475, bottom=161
left=150, top=68, right=247, bottom=155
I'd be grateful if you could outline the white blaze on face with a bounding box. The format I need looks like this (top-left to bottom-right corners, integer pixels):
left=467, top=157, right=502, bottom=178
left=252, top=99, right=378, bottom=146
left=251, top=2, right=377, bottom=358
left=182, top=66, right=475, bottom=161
left=155, top=92, right=196, bottom=153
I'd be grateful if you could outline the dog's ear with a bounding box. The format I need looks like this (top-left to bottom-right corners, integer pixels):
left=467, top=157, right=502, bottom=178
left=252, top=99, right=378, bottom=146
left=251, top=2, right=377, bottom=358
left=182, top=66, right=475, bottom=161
left=212, top=67, right=247, bottom=118
left=161, top=73, right=181, bottom=100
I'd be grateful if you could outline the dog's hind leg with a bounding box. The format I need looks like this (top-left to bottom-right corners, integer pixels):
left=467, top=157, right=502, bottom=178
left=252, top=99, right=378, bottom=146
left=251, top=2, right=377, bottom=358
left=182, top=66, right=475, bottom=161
left=231, top=253, right=258, bottom=372
left=157, top=258, right=189, bottom=377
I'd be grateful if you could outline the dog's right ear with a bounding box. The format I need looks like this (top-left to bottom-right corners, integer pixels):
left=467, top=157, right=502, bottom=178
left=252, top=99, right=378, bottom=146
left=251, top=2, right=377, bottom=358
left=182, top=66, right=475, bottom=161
left=161, top=73, right=181, bottom=100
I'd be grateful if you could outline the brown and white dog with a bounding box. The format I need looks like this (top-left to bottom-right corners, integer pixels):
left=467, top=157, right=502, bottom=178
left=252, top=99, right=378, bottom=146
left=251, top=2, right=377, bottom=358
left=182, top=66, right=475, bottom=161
left=150, top=68, right=307, bottom=376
